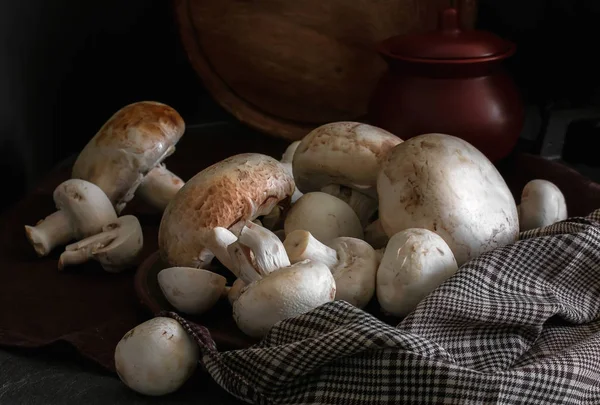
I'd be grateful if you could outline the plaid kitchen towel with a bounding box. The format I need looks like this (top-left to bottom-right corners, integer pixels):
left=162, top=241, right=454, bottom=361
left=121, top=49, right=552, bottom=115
left=165, top=208, right=600, bottom=405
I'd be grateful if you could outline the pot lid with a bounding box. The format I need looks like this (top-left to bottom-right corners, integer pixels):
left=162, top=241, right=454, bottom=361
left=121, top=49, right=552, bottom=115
left=382, top=8, right=514, bottom=61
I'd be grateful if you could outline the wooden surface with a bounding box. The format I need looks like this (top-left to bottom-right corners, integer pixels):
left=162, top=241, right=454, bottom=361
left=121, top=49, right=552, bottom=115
left=173, top=0, right=479, bottom=140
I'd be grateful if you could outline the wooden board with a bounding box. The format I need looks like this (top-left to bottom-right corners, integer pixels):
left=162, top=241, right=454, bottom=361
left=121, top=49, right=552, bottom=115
left=173, top=0, right=478, bottom=140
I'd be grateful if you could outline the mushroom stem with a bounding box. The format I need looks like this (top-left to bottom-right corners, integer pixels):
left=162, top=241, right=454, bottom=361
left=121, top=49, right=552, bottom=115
left=204, top=227, right=238, bottom=274
left=283, top=230, right=338, bottom=268
left=136, top=164, right=184, bottom=212
left=320, top=184, right=378, bottom=226
left=58, top=232, right=116, bottom=270
left=25, top=211, right=73, bottom=257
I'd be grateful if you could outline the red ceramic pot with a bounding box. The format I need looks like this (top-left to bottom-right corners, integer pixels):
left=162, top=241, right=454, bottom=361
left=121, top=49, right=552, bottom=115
left=368, top=8, right=524, bottom=162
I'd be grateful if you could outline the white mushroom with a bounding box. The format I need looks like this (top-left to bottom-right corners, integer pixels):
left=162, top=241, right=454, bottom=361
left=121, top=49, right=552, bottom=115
left=364, top=218, right=389, bottom=249
left=157, top=267, right=227, bottom=315
left=293, top=122, right=403, bottom=226
left=284, top=192, right=364, bottom=243
left=377, top=228, right=458, bottom=317
left=158, top=153, right=294, bottom=268
left=518, top=179, right=568, bottom=231
left=281, top=140, right=303, bottom=204
left=72, top=101, right=186, bottom=214
left=284, top=230, right=377, bottom=308
left=227, top=278, right=246, bottom=305
left=377, top=133, right=519, bottom=266
left=209, top=221, right=336, bottom=338
left=25, top=179, right=118, bottom=257
left=135, top=163, right=185, bottom=212
left=57, top=215, right=143, bottom=272
left=114, top=317, right=199, bottom=396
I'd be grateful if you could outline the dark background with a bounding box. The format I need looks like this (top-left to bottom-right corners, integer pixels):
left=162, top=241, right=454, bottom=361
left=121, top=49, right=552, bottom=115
left=1, top=0, right=600, bottom=212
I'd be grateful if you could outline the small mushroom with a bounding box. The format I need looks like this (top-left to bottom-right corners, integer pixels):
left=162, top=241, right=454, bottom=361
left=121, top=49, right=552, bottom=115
left=293, top=122, right=402, bottom=226
left=209, top=221, right=336, bottom=338
left=25, top=179, right=118, bottom=257
left=114, top=317, right=199, bottom=396
left=158, top=153, right=294, bottom=268
left=377, top=228, right=458, bottom=317
left=518, top=179, right=568, bottom=231
left=284, top=230, right=377, bottom=308
left=57, top=215, right=143, bottom=272
left=284, top=192, right=364, bottom=243
left=135, top=163, right=185, bottom=212
left=157, top=267, right=227, bottom=315
left=72, top=101, right=186, bottom=214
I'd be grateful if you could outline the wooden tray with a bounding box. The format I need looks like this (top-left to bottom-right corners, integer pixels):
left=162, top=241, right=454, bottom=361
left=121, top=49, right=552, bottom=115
left=173, top=0, right=478, bottom=140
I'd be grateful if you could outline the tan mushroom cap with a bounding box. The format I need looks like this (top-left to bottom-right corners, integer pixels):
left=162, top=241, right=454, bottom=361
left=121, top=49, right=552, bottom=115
left=158, top=153, right=295, bottom=268
left=292, top=122, right=402, bottom=198
left=72, top=101, right=185, bottom=212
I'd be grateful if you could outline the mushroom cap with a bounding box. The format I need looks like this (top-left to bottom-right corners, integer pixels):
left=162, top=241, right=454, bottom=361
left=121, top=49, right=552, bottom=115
left=329, top=237, right=378, bottom=309
left=292, top=122, right=402, bottom=198
left=377, top=228, right=458, bottom=317
left=232, top=260, right=336, bottom=338
left=284, top=192, right=364, bottom=243
left=377, top=133, right=519, bottom=266
left=53, top=179, right=118, bottom=240
left=72, top=101, right=185, bottom=211
left=158, top=267, right=227, bottom=315
left=158, top=153, right=294, bottom=268
left=114, top=317, right=199, bottom=396
left=519, top=179, right=568, bottom=231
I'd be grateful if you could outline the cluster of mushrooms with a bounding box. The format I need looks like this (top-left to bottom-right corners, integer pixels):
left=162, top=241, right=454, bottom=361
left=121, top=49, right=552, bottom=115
left=25, top=102, right=570, bottom=397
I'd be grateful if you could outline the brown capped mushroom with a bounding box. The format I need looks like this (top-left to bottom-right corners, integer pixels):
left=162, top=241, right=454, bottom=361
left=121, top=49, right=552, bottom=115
left=72, top=101, right=185, bottom=214
left=293, top=122, right=403, bottom=226
left=25, top=179, right=118, bottom=257
left=158, top=153, right=294, bottom=268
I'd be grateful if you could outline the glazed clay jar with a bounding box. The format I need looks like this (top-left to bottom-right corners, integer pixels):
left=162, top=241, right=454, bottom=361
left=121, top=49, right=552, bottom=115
left=368, top=8, right=524, bottom=162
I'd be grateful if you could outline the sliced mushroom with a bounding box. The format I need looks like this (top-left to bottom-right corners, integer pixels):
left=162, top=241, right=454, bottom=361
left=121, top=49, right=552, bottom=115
left=135, top=163, right=185, bottom=212
left=25, top=179, right=118, bottom=257
left=57, top=215, right=143, bottom=272
left=72, top=101, right=186, bottom=214
left=284, top=192, right=363, bottom=243
left=518, top=179, right=568, bottom=231
left=377, top=133, right=519, bottom=266
left=157, top=267, right=227, bottom=315
left=114, top=317, right=199, bottom=396
left=284, top=230, right=377, bottom=308
left=377, top=228, right=458, bottom=317
left=209, top=221, right=336, bottom=338
left=293, top=122, right=402, bottom=226
left=158, top=153, right=294, bottom=268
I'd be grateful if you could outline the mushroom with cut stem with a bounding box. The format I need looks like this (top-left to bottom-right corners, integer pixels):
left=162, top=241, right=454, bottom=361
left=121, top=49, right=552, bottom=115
left=518, top=179, right=568, bottom=231
left=72, top=101, right=186, bottom=214
left=158, top=153, right=294, bottom=269
left=114, top=317, right=199, bottom=396
left=25, top=179, right=118, bottom=257
left=284, top=230, right=377, bottom=309
left=284, top=192, right=364, bottom=243
left=57, top=215, right=143, bottom=272
left=206, top=221, right=336, bottom=338
left=377, top=228, right=458, bottom=317
left=292, top=121, right=403, bottom=226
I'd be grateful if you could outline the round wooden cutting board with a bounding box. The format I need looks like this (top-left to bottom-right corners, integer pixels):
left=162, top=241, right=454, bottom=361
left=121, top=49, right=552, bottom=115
left=173, top=0, right=478, bottom=140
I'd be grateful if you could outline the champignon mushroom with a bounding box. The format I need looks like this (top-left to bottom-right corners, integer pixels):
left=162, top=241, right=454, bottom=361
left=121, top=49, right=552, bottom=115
left=135, top=163, right=185, bottom=212
left=207, top=221, right=336, bottom=338
left=377, top=228, right=458, bottom=317
left=157, top=267, right=227, bottom=315
left=293, top=122, right=402, bottom=226
left=284, top=230, right=377, bottom=308
left=377, top=133, right=519, bottom=266
left=25, top=179, right=118, bottom=257
left=57, top=215, right=143, bottom=272
left=72, top=101, right=185, bottom=214
left=518, top=179, right=568, bottom=231
left=114, top=317, right=199, bottom=396
left=158, top=153, right=294, bottom=268
left=284, top=192, right=363, bottom=243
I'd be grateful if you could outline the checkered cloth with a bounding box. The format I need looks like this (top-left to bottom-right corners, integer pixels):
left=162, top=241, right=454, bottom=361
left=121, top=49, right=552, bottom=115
left=165, top=208, right=600, bottom=404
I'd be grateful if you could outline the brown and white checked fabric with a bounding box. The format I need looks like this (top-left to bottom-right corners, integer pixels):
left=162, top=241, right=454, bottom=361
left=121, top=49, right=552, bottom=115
left=164, top=208, right=600, bottom=405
